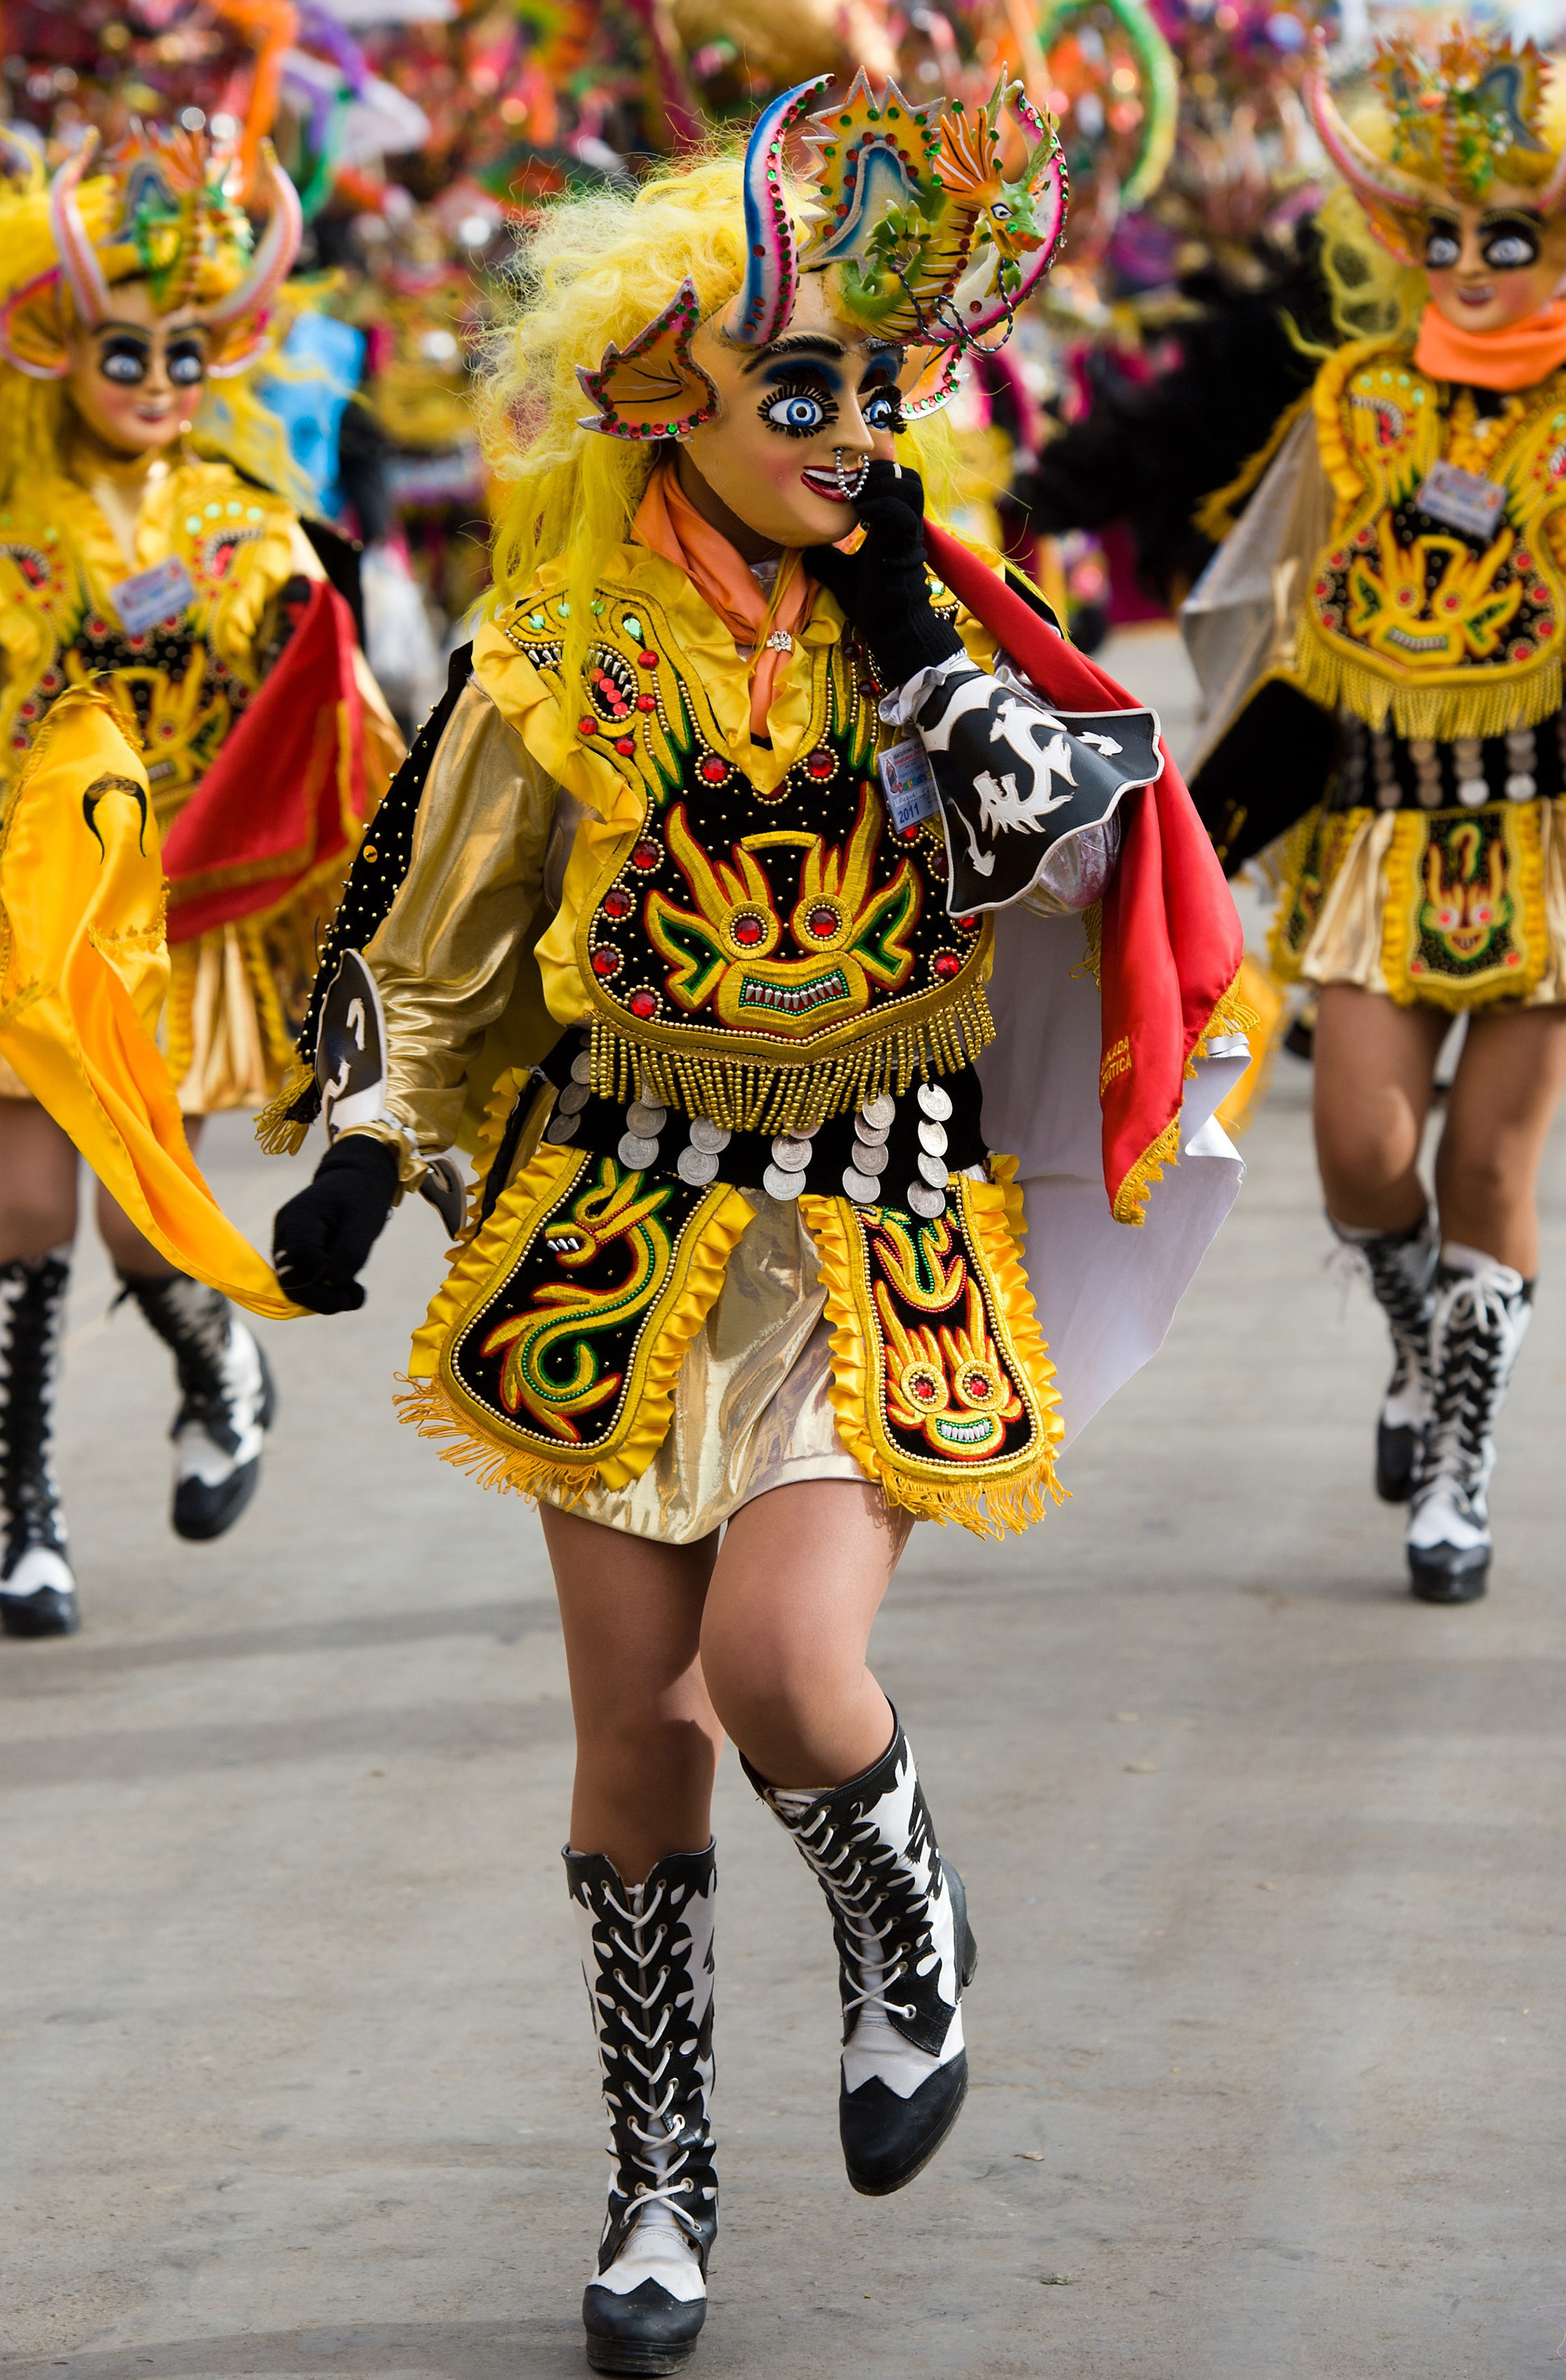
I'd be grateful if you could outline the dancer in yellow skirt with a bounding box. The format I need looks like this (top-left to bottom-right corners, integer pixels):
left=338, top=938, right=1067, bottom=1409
left=0, top=123, right=397, bottom=1636
left=1187, top=29, right=1566, bottom=1604
left=271, top=79, right=1244, bottom=2372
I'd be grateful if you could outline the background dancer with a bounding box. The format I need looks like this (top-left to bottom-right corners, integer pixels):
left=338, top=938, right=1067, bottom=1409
left=269, top=81, right=1244, bottom=2374
left=1186, top=31, right=1566, bottom=1605
left=0, top=124, right=398, bottom=1638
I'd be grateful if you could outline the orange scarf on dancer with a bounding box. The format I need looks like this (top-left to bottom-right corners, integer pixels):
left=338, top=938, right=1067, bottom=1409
left=632, top=459, right=815, bottom=734
left=1414, top=297, right=1566, bottom=392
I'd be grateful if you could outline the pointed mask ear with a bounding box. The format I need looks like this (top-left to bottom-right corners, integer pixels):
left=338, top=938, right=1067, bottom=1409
left=576, top=278, right=718, bottom=441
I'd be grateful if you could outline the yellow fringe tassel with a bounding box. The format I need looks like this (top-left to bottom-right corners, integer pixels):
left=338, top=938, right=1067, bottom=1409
left=587, top=982, right=995, bottom=1136
left=252, top=1056, right=315, bottom=1155
left=1290, top=617, right=1564, bottom=745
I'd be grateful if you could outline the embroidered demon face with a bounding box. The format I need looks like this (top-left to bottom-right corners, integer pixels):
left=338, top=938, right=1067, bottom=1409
left=1420, top=821, right=1511, bottom=961
left=1341, top=518, right=1526, bottom=669
left=877, top=1274, right=1023, bottom=1461
left=645, top=790, right=920, bottom=1037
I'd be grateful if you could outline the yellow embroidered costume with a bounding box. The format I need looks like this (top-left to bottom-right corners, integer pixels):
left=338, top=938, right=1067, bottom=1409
left=268, top=97, right=1243, bottom=1551
left=0, top=126, right=400, bottom=1116
left=1186, top=34, right=1566, bottom=1017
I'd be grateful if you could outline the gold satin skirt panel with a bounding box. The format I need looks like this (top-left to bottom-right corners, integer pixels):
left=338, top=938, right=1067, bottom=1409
left=539, top=1192, right=864, bottom=1544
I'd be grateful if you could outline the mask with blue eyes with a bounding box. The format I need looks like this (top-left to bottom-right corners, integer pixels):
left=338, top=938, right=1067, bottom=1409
left=757, top=373, right=904, bottom=441
left=1423, top=212, right=1544, bottom=273
left=97, top=331, right=208, bottom=389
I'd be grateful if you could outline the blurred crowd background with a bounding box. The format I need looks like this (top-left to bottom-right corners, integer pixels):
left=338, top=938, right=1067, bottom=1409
left=7, top=0, right=1559, bottom=733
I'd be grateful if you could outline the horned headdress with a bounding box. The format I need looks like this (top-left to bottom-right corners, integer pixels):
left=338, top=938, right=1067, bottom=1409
left=0, top=123, right=301, bottom=383
left=576, top=70, right=1069, bottom=441
left=1305, top=26, right=1566, bottom=265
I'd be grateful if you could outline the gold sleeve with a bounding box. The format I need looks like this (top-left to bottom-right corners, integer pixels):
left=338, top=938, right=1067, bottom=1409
left=354, top=677, right=560, bottom=1181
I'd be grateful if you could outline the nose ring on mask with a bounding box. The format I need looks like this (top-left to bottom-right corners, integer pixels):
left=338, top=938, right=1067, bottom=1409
left=833, top=448, right=869, bottom=501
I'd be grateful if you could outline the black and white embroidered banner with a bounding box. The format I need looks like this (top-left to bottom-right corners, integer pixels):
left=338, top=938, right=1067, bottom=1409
left=910, top=660, right=1164, bottom=913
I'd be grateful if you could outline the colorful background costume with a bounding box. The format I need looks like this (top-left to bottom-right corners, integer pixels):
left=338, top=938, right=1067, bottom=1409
left=1182, top=29, right=1566, bottom=1603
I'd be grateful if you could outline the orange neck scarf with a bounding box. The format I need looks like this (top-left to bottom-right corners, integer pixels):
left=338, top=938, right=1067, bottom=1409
left=1414, top=297, right=1566, bottom=394
left=632, top=459, right=814, bottom=735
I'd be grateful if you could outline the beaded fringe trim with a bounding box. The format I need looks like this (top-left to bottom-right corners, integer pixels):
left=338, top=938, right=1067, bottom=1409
left=1292, top=621, right=1564, bottom=746
left=587, top=983, right=995, bottom=1134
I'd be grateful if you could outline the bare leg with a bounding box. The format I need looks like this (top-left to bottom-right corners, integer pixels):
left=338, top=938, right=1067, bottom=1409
left=0, top=1099, right=78, bottom=1262
left=1312, top=984, right=1450, bottom=1231
left=699, top=1478, right=912, bottom=1787
left=94, top=1114, right=204, bottom=1278
left=1433, top=1006, right=1566, bottom=1274
left=539, top=1502, right=725, bottom=1885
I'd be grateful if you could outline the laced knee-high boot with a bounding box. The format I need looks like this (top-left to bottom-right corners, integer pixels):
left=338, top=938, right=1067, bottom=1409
left=1407, top=1244, right=1533, bottom=1604
left=0, top=1253, right=77, bottom=1637
left=567, top=1844, right=718, bottom=2376
left=742, top=1713, right=977, bottom=2198
left=116, top=1273, right=276, bottom=1541
left=1330, top=1208, right=1438, bottom=1502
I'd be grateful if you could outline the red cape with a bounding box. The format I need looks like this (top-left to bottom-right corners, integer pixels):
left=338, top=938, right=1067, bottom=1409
left=924, top=523, right=1244, bottom=1223
left=161, top=578, right=366, bottom=945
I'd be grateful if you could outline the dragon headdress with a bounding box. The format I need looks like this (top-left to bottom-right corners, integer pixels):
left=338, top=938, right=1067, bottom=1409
left=1306, top=26, right=1566, bottom=264
left=0, top=122, right=301, bottom=383
left=576, top=69, right=1069, bottom=441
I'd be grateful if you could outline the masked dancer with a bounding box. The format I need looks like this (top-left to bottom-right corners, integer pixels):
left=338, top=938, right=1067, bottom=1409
left=269, top=77, right=1244, bottom=2373
left=0, top=124, right=399, bottom=1637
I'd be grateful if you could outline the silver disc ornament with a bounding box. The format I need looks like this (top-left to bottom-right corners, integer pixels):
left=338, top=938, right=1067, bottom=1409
left=916, top=1083, right=953, bottom=1122
left=908, top=1183, right=947, bottom=1218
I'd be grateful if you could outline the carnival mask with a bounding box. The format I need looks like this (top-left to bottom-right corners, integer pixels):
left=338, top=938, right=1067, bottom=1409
left=0, top=124, right=301, bottom=386
left=1307, top=29, right=1566, bottom=330
left=575, top=69, right=1068, bottom=472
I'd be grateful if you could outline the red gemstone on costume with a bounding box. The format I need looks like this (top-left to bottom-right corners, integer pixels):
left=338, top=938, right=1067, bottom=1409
left=806, top=905, right=837, bottom=939
left=806, top=749, right=834, bottom=778
left=900, top=825, right=920, bottom=841
left=934, top=953, right=962, bottom=978
left=615, top=736, right=636, bottom=755
left=639, top=650, right=658, bottom=668
left=632, top=839, right=660, bottom=870
left=629, top=990, right=658, bottom=1018
left=912, top=1377, right=938, bottom=1403
left=955, top=914, right=978, bottom=930
left=578, top=716, right=598, bottom=735
left=699, top=755, right=728, bottom=783
left=964, top=1372, right=988, bottom=1399
left=636, top=692, right=656, bottom=711
left=602, top=890, right=632, bottom=920
left=591, top=948, right=620, bottom=978
left=732, top=915, right=765, bottom=947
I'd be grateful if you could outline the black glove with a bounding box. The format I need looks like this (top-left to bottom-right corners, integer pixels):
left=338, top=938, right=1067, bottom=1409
left=804, top=459, right=966, bottom=690
left=273, top=1135, right=399, bottom=1314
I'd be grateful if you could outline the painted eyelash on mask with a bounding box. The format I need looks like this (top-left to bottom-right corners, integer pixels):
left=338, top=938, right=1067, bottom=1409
left=758, top=373, right=841, bottom=439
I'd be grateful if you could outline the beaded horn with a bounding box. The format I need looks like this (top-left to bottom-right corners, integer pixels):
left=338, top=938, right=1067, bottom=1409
left=723, top=75, right=831, bottom=348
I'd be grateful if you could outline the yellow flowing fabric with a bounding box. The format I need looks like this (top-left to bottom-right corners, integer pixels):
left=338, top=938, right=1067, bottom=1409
left=0, top=687, right=302, bottom=1320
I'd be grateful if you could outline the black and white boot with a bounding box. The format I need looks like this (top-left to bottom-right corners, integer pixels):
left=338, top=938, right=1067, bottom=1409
left=117, top=1274, right=276, bottom=1541
left=743, top=1716, right=976, bottom=2197
left=1330, top=1209, right=1438, bottom=1503
left=0, top=1253, right=78, bottom=1638
left=1406, top=1245, right=1532, bottom=1605
left=567, top=1844, right=718, bottom=2376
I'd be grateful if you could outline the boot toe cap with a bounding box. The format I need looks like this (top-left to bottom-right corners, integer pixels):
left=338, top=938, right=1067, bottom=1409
left=173, top=1457, right=262, bottom=1542
left=840, top=2052, right=969, bottom=2196
left=583, top=2278, right=706, bottom=2373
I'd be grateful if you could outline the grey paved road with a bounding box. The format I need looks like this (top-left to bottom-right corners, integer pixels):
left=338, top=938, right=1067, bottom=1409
left=3, top=1052, right=1564, bottom=2380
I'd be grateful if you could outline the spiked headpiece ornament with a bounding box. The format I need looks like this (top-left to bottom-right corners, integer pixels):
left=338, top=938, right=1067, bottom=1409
left=0, top=123, right=302, bottom=382
left=1305, top=27, right=1566, bottom=264
left=577, top=70, right=1068, bottom=441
